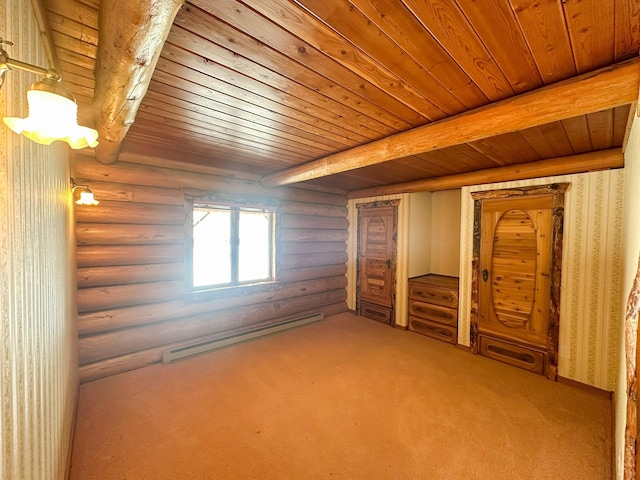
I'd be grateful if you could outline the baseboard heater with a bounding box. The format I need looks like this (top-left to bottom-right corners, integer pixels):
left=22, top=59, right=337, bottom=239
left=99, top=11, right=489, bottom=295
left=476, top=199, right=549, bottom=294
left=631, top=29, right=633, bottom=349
left=162, top=312, right=324, bottom=364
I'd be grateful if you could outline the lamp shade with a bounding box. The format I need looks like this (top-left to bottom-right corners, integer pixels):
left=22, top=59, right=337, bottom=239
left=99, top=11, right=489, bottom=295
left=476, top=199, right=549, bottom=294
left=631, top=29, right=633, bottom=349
left=75, top=190, right=99, bottom=206
left=3, top=78, right=98, bottom=149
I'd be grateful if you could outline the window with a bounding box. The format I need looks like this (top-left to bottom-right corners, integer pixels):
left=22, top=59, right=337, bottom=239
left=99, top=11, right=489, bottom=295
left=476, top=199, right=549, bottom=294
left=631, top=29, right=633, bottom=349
left=189, top=203, right=276, bottom=290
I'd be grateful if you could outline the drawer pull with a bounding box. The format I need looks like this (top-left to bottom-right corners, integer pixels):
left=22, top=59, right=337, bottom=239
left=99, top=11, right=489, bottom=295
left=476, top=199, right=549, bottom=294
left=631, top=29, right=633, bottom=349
left=479, top=335, right=545, bottom=374
left=487, top=344, right=535, bottom=364
left=408, top=300, right=457, bottom=327
left=364, top=308, right=387, bottom=319
left=408, top=316, right=457, bottom=344
left=414, top=306, right=453, bottom=321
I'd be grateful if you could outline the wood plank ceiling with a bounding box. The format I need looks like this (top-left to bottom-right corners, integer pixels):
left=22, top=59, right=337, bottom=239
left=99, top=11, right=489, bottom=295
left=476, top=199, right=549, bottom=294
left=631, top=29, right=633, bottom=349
left=45, top=0, right=640, bottom=194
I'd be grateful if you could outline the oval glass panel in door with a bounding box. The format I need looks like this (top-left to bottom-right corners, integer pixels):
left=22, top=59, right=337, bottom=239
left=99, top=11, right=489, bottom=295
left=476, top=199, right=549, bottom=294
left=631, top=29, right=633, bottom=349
left=490, top=209, right=537, bottom=328
left=364, top=216, right=387, bottom=297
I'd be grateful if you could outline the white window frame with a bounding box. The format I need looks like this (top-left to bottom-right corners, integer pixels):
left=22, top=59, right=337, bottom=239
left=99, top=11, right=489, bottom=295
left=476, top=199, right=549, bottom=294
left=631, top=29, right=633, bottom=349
left=184, top=192, right=278, bottom=292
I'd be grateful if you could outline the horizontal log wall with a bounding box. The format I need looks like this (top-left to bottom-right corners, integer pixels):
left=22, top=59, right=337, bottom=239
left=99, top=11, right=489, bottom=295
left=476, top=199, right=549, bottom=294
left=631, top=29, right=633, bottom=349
left=73, top=155, right=349, bottom=382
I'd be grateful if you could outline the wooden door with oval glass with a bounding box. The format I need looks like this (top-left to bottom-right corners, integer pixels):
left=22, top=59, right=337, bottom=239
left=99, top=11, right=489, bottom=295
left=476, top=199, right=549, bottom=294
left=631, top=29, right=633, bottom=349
left=472, top=185, right=567, bottom=379
left=356, top=201, right=398, bottom=325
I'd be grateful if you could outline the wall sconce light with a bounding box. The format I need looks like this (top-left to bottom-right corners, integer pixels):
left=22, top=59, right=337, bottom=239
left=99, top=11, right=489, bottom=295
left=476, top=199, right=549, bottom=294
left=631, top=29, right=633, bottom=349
left=0, top=39, right=98, bottom=149
left=71, top=178, right=99, bottom=206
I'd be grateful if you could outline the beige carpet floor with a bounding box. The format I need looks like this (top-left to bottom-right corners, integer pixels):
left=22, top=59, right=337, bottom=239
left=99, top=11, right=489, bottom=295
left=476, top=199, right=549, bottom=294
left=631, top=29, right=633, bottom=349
left=70, top=313, right=612, bottom=479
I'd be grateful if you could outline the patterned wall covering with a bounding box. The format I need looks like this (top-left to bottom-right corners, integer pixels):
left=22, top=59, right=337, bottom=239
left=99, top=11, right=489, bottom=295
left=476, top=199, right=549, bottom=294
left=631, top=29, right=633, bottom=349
left=347, top=194, right=410, bottom=326
left=0, top=1, right=78, bottom=478
left=459, top=170, right=625, bottom=390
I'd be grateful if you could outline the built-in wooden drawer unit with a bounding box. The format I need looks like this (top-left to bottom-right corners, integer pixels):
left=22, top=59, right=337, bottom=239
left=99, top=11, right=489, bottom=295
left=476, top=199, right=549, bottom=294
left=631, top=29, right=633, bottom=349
left=478, top=335, right=546, bottom=375
left=408, top=282, right=458, bottom=309
left=409, top=316, right=457, bottom=344
left=359, top=301, right=392, bottom=324
left=408, top=300, right=457, bottom=327
left=408, top=274, right=459, bottom=344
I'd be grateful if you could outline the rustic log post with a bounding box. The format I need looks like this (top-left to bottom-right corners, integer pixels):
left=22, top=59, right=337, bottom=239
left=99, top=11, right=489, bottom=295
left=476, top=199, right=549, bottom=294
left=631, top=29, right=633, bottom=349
left=624, top=255, right=640, bottom=480
left=93, top=0, right=183, bottom=164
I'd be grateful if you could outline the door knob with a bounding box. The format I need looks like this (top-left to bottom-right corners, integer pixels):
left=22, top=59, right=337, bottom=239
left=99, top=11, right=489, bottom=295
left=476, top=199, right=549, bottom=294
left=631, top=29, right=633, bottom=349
left=482, top=268, right=489, bottom=282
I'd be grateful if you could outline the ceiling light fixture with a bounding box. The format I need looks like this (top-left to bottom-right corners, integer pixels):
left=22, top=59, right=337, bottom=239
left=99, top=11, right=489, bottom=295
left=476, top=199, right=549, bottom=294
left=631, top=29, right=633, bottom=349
left=71, top=178, right=99, bottom=206
left=0, top=39, right=98, bottom=149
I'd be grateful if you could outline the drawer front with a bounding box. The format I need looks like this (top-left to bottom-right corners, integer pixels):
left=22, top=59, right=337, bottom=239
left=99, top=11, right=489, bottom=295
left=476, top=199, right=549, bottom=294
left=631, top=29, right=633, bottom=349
left=408, top=283, right=458, bottom=308
left=479, top=335, right=545, bottom=375
left=408, top=316, right=457, bottom=344
left=408, top=300, right=457, bottom=326
left=359, top=302, right=392, bottom=324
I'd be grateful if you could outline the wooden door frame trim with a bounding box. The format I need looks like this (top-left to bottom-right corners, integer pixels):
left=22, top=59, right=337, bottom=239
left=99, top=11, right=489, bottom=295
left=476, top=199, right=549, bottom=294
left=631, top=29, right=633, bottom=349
left=469, top=183, right=569, bottom=381
left=355, top=200, right=400, bottom=326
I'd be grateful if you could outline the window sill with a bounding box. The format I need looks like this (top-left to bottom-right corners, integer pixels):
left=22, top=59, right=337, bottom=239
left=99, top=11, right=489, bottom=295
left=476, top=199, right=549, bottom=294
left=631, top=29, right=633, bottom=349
left=182, top=280, right=281, bottom=303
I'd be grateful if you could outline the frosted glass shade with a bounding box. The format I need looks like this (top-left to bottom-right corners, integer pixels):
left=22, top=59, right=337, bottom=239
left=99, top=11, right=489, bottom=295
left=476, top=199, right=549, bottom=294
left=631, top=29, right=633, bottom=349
left=75, top=190, right=99, bottom=206
left=3, top=88, right=98, bottom=149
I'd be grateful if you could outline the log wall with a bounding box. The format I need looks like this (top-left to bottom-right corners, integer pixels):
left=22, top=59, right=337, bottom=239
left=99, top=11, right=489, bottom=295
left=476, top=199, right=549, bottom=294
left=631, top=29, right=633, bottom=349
left=73, top=155, right=349, bottom=382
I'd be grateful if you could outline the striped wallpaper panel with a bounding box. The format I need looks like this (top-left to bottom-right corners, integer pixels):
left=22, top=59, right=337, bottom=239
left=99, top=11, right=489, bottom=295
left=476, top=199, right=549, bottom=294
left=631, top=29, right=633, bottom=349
left=0, top=0, right=78, bottom=478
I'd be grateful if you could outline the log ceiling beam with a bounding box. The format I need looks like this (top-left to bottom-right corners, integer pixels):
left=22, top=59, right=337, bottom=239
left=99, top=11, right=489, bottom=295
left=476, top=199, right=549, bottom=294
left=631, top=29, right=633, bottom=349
left=261, top=57, right=640, bottom=187
left=93, top=0, right=183, bottom=165
left=347, top=149, right=624, bottom=199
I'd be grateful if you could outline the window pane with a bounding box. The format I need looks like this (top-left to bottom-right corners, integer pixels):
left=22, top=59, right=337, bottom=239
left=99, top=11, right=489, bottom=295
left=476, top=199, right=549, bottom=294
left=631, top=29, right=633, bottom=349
left=193, top=207, right=231, bottom=287
left=238, top=210, right=272, bottom=282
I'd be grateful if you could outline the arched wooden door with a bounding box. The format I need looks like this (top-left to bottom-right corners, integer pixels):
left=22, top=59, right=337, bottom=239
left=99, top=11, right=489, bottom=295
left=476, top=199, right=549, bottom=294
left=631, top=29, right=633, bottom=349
left=471, top=185, right=567, bottom=380
left=356, top=201, right=398, bottom=325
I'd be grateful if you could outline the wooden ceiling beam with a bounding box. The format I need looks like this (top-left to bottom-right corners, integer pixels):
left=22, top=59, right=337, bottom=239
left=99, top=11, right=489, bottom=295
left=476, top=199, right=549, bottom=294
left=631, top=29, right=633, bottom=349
left=93, top=0, right=183, bottom=165
left=346, top=149, right=624, bottom=199
left=261, top=57, right=640, bottom=187
left=30, top=0, right=60, bottom=73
